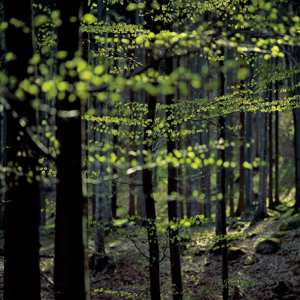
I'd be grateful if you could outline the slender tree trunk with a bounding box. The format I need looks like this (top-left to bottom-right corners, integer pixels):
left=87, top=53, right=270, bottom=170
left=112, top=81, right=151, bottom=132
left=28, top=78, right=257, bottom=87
left=143, top=3, right=162, bottom=296
left=129, top=90, right=135, bottom=217
left=4, top=1, right=40, bottom=298
left=254, top=90, right=269, bottom=222
left=135, top=7, right=146, bottom=225
left=111, top=123, right=118, bottom=219
left=268, top=82, right=274, bottom=209
left=236, top=110, right=245, bottom=216
left=293, top=46, right=300, bottom=214
left=143, top=89, right=161, bottom=299
left=54, top=1, right=89, bottom=299
left=245, top=58, right=254, bottom=209
left=274, top=71, right=280, bottom=206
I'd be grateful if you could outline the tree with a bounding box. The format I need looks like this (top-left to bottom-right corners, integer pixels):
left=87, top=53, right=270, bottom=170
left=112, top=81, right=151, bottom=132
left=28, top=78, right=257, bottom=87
left=4, top=1, right=40, bottom=299
left=53, top=0, right=89, bottom=299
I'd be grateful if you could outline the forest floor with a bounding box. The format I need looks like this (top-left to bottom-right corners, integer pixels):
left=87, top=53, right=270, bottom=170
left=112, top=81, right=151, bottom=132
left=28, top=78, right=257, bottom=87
left=0, top=208, right=300, bottom=299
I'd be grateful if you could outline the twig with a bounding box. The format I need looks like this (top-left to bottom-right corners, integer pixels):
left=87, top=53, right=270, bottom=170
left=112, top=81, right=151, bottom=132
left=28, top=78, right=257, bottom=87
left=40, top=272, right=54, bottom=285
left=126, top=236, right=149, bottom=260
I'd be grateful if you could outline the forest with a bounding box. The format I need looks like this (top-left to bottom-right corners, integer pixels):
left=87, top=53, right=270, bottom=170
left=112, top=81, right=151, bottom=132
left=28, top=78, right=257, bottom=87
left=1, top=0, right=300, bottom=299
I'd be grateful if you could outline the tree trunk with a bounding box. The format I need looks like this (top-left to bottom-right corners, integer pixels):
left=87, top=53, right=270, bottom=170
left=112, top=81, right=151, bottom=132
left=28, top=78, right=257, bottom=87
left=4, top=1, right=40, bottom=299
left=254, top=90, right=269, bottom=222
left=236, top=110, right=245, bottom=216
left=220, top=46, right=228, bottom=300
left=54, top=1, right=89, bottom=299
left=293, top=46, right=300, bottom=214
left=274, top=72, right=280, bottom=206
left=268, top=82, right=274, bottom=209
left=143, top=3, right=162, bottom=296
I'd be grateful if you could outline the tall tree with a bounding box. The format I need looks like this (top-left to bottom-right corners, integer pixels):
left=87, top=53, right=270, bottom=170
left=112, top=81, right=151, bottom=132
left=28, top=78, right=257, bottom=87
left=142, top=1, right=163, bottom=298
left=54, top=0, right=89, bottom=299
left=4, top=0, right=40, bottom=299
left=253, top=89, right=269, bottom=223
left=268, top=81, right=274, bottom=209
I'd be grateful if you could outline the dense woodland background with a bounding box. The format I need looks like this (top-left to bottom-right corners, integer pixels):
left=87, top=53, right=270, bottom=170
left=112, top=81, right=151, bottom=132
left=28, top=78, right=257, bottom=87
left=1, top=0, right=300, bottom=299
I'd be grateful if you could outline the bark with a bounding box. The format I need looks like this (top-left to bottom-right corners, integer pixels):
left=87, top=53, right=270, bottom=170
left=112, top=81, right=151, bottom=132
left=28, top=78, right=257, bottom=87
left=268, top=82, right=274, bottom=209
left=274, top=74, right=279, bottom=206
left=143, top=3, right=162, bottom=297
left=143, top=89, right=161, bottom=299
left=111, top=123, right=118, bottom=219
left=168, top=201, right=183, bottom=300
left=189, top=54, right=201, bottom=217
left=293, top=46, right=300, bottom=214
left=245, top=57, right=254, bottom=209
left=219, top=46, right=228, bottom=300
left=135, top=8, right=146, bottom=225
left=235, top=110, right=245, bottom=216
left=54, top=1, right=89, bottom=299
left=245, top=111, right=254, bottom=209
left=254, top=90, right=269, bottom=222
left=4, top=1, right=40, bottom=299
left=129, top=90, right=135, bottom=217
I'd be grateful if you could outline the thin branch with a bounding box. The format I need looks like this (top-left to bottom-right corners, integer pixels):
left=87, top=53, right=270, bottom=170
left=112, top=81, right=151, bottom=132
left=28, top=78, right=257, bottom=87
left=40, top=272, right=54, bottom=286
left=0, top=93, right=56, bottom=162
left=126, top=236, right=149, bottom=260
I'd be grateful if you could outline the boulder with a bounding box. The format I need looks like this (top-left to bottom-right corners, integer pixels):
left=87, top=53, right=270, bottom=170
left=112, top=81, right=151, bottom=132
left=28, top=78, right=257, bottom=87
left=194, top=249, right=206, bottom=256
left=279, top=218, right=300, bottom=231
left=256, top=238, right=281, bottom=254
left=267, top=208, right=280, bottom=220
left=246, top=233, right=257, bottom=239
left=240, top=205, right=257, bottom=221
left=243, top=255, right=258, bottom=266
left=274, top=231, right=288, bottom=238
left=228, top=247, right=245, bottom=260
left=229, top=218, right=245, bottom=230
left=273, top=281, right=288, bottom=296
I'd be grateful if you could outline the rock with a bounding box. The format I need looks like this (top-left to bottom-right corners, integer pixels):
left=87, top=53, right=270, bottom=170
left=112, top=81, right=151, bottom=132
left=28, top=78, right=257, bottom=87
left=279, top=218, right=300, bottom=231
left=267, top=208, right=280, bottom=220
left=256, top=238, right=281, bottom=254
left=246, top=233, right=257, bottom=239
left=194, top=249, right=206, bottom=256
left=243, top=256, right=258, bottom=266
left=274, top=231, right=288, bottom=238
left=240, top=205, right=257, bottom=221
left=229, top=218, right=245, bottom=230
left=273, top=281, right=288, bottom=296
left=294, top=233, right=300, bottom=238
left=231, top=285, right=245, bottom=299
left=275, top=204, right=289, bottom=212
left=228, top=247, right=245, bottom=260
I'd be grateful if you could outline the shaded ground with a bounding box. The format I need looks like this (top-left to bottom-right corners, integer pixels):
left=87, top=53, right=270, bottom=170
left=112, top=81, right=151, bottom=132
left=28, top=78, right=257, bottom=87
left=1, top=211, right=300, bottom=299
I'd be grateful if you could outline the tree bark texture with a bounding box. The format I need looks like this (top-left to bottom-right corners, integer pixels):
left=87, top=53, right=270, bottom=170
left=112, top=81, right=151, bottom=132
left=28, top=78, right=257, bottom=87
left=4, top=1, right=40, bottom=299
left=54, top=1, right=89, bottom=299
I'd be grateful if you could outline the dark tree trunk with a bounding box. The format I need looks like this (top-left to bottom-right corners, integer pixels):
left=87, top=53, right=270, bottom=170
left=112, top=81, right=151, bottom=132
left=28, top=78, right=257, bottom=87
left=54, top=1, right=89, bottom=299
left=4, top=0, right=41, bottom=299
left=293, top=47, right=300, bottom=214
left=268, top=82, right=274, bottom=209
left=219, top=46, right=228, bottom=300
left=236, top=85, right=245, bottom=216
left=129, top=90, right=135, bottom=217
left=168, top=201, right=183, bottom=300
left=254, top=90, right=269, bottom=222
left=112, top=123, right=118, bottom=218
left=274, top=74, right=280, bottom=206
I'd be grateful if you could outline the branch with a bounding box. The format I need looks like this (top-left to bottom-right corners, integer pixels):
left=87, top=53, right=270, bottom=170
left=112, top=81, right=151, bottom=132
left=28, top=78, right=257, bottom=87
left=126, top=236, right=149, bottom=260
left=40, top=272, right=54, bottom=285
left=0, top=94, right=56, bottom=162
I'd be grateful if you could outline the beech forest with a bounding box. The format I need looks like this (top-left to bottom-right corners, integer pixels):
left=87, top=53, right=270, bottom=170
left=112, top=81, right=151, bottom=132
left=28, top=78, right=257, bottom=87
left=1, top=0, right=300, bottom=299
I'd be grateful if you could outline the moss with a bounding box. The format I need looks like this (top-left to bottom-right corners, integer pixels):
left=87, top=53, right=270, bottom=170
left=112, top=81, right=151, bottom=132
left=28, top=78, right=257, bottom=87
left=279, top=218, right=300, bottom=231
left=275, top=231, right=288, bottom=238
